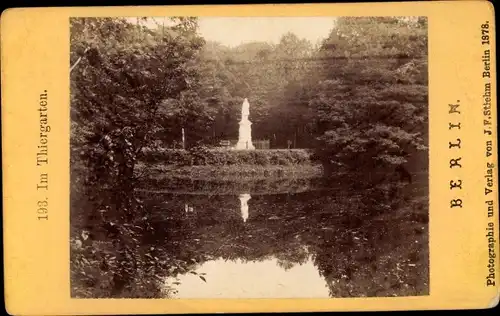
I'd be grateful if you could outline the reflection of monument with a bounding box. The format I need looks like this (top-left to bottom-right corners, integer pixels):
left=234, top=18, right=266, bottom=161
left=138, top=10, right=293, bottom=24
left=235, top=98, right=255, bottom=150
left=239, top=193, right=251, bottom=222
left=185, top=204, right=194, bottom=213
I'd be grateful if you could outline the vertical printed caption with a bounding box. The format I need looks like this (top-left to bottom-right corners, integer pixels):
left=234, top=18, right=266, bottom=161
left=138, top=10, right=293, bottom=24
left=37, top=90, right=50, bottom=220
left=480, top=21, right=496, bottom=288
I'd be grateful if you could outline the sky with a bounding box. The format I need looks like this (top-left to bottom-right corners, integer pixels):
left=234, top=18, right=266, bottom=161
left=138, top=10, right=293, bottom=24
left=135, top=17, right=336, bottom=47
left=197, top=17, right=336, bottom=47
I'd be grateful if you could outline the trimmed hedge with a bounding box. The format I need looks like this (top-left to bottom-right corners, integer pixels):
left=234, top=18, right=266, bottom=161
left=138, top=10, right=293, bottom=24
left=141, top=147, right=319, bottom=166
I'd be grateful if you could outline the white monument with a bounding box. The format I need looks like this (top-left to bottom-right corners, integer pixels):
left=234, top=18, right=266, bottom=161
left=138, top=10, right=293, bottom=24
left=235, top=98, right=255, bottom=150
left=239, top=193, right=251, bottom=222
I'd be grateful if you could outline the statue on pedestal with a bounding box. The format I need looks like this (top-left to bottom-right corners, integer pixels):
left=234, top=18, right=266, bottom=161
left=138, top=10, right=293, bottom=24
left=235, top=98, right=255, bottom=150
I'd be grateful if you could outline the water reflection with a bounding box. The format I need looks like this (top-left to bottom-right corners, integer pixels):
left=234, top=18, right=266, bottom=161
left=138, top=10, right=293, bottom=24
left=239, top=193, right=251, bottom=223
left=165, top=256, right=329, bottom=298
left=71, top=176, right=429, bottom=298
left=185, top=204, right=194, bottom=213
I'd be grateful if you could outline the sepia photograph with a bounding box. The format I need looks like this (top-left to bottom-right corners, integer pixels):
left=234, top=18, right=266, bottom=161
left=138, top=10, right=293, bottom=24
left=69, top=16, right=429, bottom=299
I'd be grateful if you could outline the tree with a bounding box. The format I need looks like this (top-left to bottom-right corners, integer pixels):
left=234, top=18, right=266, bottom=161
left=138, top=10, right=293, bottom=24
left=310, top=17, right=428, bottom=178
left=70, top=17, right=206, bottom=296
left=71, top=17, right=206, bottom=191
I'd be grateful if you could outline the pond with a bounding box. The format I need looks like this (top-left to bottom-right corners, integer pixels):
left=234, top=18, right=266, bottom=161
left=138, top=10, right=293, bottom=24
left=154, top=191, right=333, bottom=298
left=71, top=176, right=429, bottom=299
left=143, top=180, right=428, bottom=298
left=165, top=256, right=330, bottom=298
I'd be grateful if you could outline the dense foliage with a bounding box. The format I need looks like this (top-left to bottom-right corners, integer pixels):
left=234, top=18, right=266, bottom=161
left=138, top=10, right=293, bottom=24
left=141, top=147, right=316, bottom=166
left=70, top=17, right=208, bottom=297
left=311, top=17, right=428, bottom=176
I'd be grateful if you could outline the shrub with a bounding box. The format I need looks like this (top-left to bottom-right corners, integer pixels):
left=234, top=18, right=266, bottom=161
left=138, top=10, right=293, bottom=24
left=141, top=148, right=316, bottom=166
left=254, top=151, right=270, bottom=165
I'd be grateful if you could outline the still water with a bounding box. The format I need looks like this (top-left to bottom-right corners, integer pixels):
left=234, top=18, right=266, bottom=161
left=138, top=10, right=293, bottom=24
left=135, top=184, right=429, bottom=298
left=166, top=257, right=330, bottom=298
left=71, top=177, right=429, bottom=298
left=162, top=192, right=331, bottom=298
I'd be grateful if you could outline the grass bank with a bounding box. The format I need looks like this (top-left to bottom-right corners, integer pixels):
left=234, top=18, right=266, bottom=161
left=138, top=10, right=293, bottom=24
left=135, top=162, right=324, bottom=195
left=136, top=162, right=323, bottom=181
left=141, top=147, right=320, bottom=166
left=137, top=147, right=324, bottom=186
